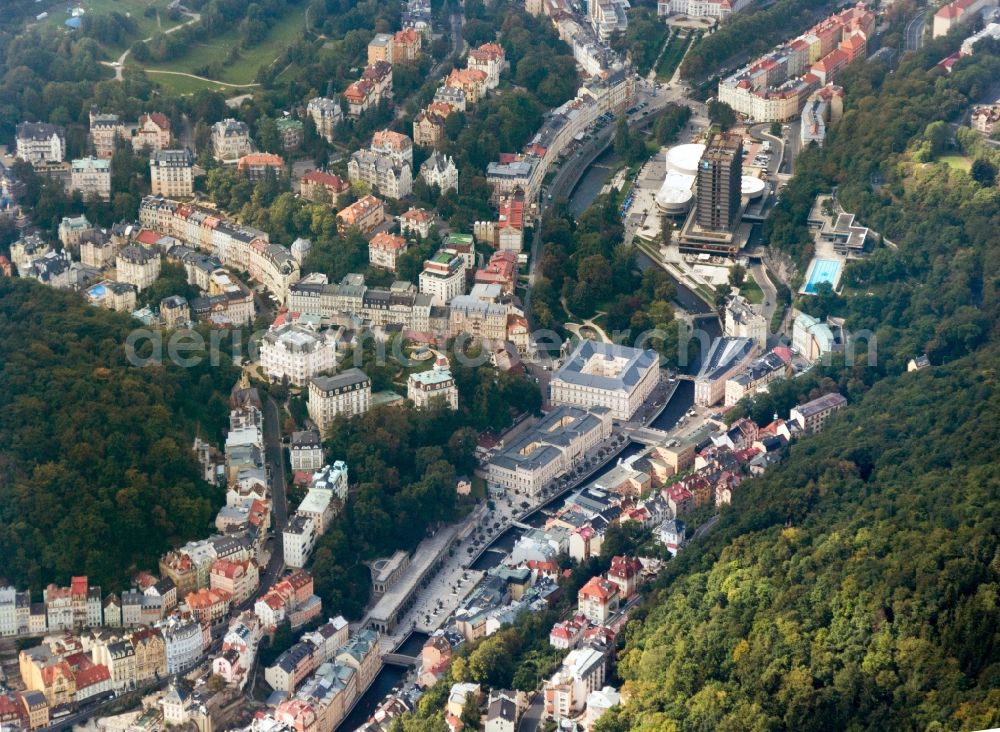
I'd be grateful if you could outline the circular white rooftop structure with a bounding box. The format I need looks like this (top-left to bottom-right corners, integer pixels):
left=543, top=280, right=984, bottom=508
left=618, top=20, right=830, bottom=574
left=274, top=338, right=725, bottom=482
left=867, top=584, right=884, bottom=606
left=665, top=143, right=706, bottom=175
left=741, top=175, right=766, bottom=200
left=655, top=172, right=696, bottom=214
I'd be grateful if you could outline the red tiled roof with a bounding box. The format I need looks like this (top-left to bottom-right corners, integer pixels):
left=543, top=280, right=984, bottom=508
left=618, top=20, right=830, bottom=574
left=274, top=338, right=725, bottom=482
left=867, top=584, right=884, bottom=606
left=74, top=664, right=111, bottom=689
left=134, top=229, right=161, bottom=247
left=579, top=576, right=618, bottom=601
left=302, top=170, right=348, bottom=190
left=140, top=112, right=171, bottom=130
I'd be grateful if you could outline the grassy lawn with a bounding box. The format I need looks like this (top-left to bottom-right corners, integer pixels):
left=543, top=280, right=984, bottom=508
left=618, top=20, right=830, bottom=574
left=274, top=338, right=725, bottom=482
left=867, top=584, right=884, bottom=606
left=37, top=0, right=183, bottom=55
left=740, top=274, right=765, bottom=304
left=939, top=155, right=972, bottom=172
left=656, top=32, right=693, bottom=81
left=142, top=8, right=304, bottom=85
left=146, top=72, right=241, bottom=95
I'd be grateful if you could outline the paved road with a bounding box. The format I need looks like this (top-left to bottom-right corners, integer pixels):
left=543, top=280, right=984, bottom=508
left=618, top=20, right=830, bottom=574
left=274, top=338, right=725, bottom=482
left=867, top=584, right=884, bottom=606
left=517, top=692, right=544, bottom=732
left=692, top=513, right=720, bottom=541
left=905, top=12, right=927, bottom=52
left=245, top=395, right=288, bottom=612
left=749, top=262, right=778, bottom=333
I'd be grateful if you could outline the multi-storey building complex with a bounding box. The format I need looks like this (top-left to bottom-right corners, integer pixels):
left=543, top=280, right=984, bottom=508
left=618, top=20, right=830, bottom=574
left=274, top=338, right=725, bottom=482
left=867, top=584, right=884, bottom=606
left=212, top=119, right=253, bottom=162
left=486, top=154, right=542, bottom=205
left=407, top=358, right=459, bottom=409
left=15, top=122, right=65, bottom=164
left=88, top=110, right=126, bottom=159
left=289, top=274, right=433, bottom=331
left=718, top=3, right=874, bottom=121
left=487, top=406, right=614, bottom=497
left=260, top=323, right=340, bottom=386
left=308, top=369, right=372, bottom=433
left=694, top=336, right=759, bottom=406
left=70, top=157, right=111, bottom=201
left=695, top=133, right=743, bottom=232
left=368, top=232, right=408, bottom=272
left=933, top=0, right=995, bottom=37
left=133, top=112, right=172, bottom=151
left=150, top=149, right=194, bottom=197
left=306, top=97, right=343, bottom=143
left=344, top=61, right=393, bottom=118
left=138, top=196, right=301, bottom=302
left=419, top=251, right=465, bottom=306
left=658, top=0, right=751, bottom=18
left=237, top=153, right=285, bottom=181
left=347, top=150, right=412, bottom=199
left=790, top=392, right=846, bottom=432
left=724, top=294, right=768, bottom=349
left=371, top=129, right=414, bottom=166
left=336, top=194, right=385, bottom=234
left=587, top=0, right=628, bottom=43
left=116, top=245, right=161, bottom=292
left=550, top=340, right=660, bottom=421
left=300, top=170, right=349, bottom=204
left=419, top=152, right=458, bottom=193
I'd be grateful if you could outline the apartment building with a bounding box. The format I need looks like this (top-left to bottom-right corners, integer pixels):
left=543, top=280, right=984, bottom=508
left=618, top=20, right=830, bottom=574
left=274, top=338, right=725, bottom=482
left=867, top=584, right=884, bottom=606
left=212, top=118, right=253, bottom=162
left=467, top=42, right=505, bottom=89
left=413, top=107, right=449, bottom=148
left=15, top=122, right=65, bottom=164
left=336, top=194, right=385, bottom=234
left=348, top=149, right=412, bottom=199
left=150, top=149, right=194, bottom=197
left=308, top=369, right=372, bottom=433
left=133, top=112, right=172, bottom=151
left=70, top=157, right=111, bottom=201
left=300, top=170, right=349, bottom=205
left=89, top=110, right=126, bottom=158
left=694, top=337, right=758, bottom=406
left=116, top=245, right=161, bottom=292
left=260, top=323, right=340, bottom=386
left=419, top=152, right=458, bottom=193
left=307, top=97, right=343, bottom=143
left=237, top=153, right=285, bottom=181
left=789, top=392, right=847, bottom=433
left=407, top=358, right=459, bottom=410
left=368, top=232, right=408, bottom=272
left=393, top=27, right=422, bottom=61
left=419, top=250, right=465, bottom=306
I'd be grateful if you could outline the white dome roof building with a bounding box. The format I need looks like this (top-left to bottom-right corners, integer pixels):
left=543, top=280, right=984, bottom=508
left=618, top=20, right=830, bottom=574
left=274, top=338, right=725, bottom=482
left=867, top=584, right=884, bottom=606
left=655, top=171, right=696, bottom=214
left=665, top=143, right=706, bottom=175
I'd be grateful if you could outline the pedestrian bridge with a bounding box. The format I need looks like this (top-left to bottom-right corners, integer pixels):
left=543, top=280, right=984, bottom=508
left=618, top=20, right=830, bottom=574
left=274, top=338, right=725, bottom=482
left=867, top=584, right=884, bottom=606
left=621, top=425, right=671, bottom=446
left=382, top=652, right=419, bottom=667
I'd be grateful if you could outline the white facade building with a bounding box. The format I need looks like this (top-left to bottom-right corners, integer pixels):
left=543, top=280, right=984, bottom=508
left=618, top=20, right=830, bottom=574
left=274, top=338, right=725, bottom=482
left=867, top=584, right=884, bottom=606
left=549, top=341, right=660, bottom=421
left=260, top=323, right=340, bottom=387
left=70, top=157, right=112, bottom=201
left=308, top=369, right=372, bottom=434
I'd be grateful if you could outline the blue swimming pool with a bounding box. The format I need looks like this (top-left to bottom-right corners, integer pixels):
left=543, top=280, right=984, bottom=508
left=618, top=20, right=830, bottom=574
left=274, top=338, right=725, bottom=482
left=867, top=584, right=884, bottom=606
left=804, top=258, right=842, bottom=294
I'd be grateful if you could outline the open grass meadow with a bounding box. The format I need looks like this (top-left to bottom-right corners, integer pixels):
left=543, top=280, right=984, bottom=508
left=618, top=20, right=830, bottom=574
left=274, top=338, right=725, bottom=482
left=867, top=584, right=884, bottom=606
left=143, top=8, right=305, bottom=86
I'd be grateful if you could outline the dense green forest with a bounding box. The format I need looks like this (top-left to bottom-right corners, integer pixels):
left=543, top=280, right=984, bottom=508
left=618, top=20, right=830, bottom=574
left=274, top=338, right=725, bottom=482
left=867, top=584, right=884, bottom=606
left=0, top=279, right=239, bottom=592
left=595, top=27, right=1000, bottom=732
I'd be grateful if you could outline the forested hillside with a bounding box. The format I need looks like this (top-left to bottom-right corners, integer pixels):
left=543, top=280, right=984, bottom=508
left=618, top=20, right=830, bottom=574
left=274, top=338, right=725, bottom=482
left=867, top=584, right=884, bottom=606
left=598, top=347, right=1000, bottom=730
left=0, top=279, right=238, bottom=592
left=597, top=29, right=1000, bottom=732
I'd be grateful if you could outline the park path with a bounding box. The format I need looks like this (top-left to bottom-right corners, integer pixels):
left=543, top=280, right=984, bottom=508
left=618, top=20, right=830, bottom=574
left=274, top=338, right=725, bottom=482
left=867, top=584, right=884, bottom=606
left=144, top=69, right=259, bottom=88
left=100, top=6, right=201, bottom=80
